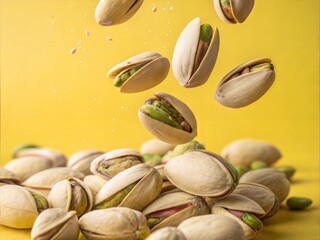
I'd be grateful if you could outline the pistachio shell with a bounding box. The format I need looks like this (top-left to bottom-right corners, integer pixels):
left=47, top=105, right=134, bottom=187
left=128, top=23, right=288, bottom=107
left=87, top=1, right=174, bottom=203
left=95, top=0, right=144, bottom=26
left=140, top=139, right=175, bottom=156
left=221, top=139, right=281, bottom=167
left=154, top=165, right=167, bottom=181
left=178, top=214, right=245, bottom=240
left=145, top=227, right=186, bottom=240
left=83, top=175, right=108, bottom=196
left=139, top=92, right=197, bottom=145
left=31, top=208, right=79, bottom=240
left=0, top=168, right=20, bottom=185
left=172, top=17, right=219, bottom=88
left=67, top=150, right=104, bottom=175
left=164, top=151, right=238, bottom=198
left=160, top=181, right=179, bottom=196
left=79, top=208, right=150, bottom=240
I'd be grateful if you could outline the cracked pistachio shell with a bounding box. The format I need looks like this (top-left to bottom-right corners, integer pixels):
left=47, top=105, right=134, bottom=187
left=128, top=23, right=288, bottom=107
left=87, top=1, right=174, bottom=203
left=240, top=168, right=290, bottom=202
left=108, top=52, right=170, bottom=93
left=214, top=0, right=255, bottom=24
left=5, top=156, right=52, bottom=182
left=154, top=165, right=167, bottom=181
left=143, top=191, right=209, bottom=231
left=31, top=208, right=79, bottom=240
left=215, top=58, right=275, bottom=108
left=67, top=150, right=104, bottom=175
left=0, top=185, right=47, bottom=229
left=83, top=175, right=108, bottom=197
left=141, top=139, right=175, bottom=156
left=0, top=168, right=20, bottom=185
left=94, top=164, right=162, bottom=211
left=178, top=214, right=245, bottom=240
left=79, top=207, right=150, bottom=240
left=146, top=227, right=186, bottom=240
left=90, top=148, right=144, bottom=180
left=22, top=167, right=84, bottom=196
left=95, top=0, right=143, bottom=26
left=234, top=182, right=279, bottom=220
left=172, top=17, right=219, bottom=88
left=139, top=92, right=198, bottom=145
left=48, top=177, right=93, bottom=217
left=164, top=150, right=239, bottom=198
left=221, top=139, right=281, bottom=167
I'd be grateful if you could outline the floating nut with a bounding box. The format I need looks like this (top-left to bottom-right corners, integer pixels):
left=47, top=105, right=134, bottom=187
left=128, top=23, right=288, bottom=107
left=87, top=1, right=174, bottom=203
left=31, top=208, right=79, bottom=240
left=139, top=92, right=197, bottom=145
left=275, top=166, right=296, bottom=181
left=0, top=185, right=48, bottom=229
left=79, top=207, right=150, bottom=240
left=140, top=139, right=175, bottom=156
left=214, top=0, right=255, bottom=24
left=240, top=168, right=290, bottom=202
left=13, top=144, right=39, bottom=158
left=145, top=227, right=186, bottom=240
left=215, top=58, right=275, bottom=108
left=95, top=0, right=144, bottom=26
left=142, top=191, right=209, bottom=231
left=221, top=139, right=281, bottom=167
left=286, top=197, right=312, bottom=210
left=94, top=164, right=162, bottom=211
left=67, top=150, right=104, bottom=175
left=90, top=148, right=144, bottom=180
left=172, top=17, right=219, bottom=88
left=0, top=168, right=21, bottom=185
left=108, top=52, right=170, bottom=93
left=250, top=160, right=268, bottom=170
left=164, top=150, right=239, bottom=198
left=83, top=175, right=108, bottom=197
left=177, top=214, right=245, bottom=240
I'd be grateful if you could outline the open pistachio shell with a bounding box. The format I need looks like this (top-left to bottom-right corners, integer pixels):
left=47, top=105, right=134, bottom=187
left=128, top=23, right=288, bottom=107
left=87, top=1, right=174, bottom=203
left=159, top=181, right=179, bottom=196
left=221, top=139, right=281, bottom=167
left=140, top=139, right=175, bottom=156
left=214, top=0, right=255, bottom=24
left=143, top=191, right=209, bottom=231
left=178, top=214, right=245, bottom=240
left=94, top=164, right=162, bottom=211
left=172, top=17, right=219, bottom=88
left=139, top=92, right=197, bottom=145
left=95, top=0, right=144, bottom=26
left=0, top=168, right=20, bottom=185
left=90, top=148, right=144, bottom=180
left=215, top=58, right=275, bottom=108
left=67, top=150, right=104, bottom=175
left=108, top=52, right=170, bottom=93
left=79, top=208, right=150, bottom=240
left=83, top=175, right=108, bottom=197
left=146, top=227, right=186, bottom=240
left=31, top=208, right=79, bottom=240
left=164, top=150, right=238, bottom=198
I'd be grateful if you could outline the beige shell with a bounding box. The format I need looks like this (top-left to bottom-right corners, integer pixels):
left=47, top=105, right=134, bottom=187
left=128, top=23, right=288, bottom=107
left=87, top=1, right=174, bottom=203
left=5, top=156, right=52, bottom=181
left=67, top=150, right=104, bottom=175
left=240, top=168, right=290, bottom=202
left=22, top=167, right=85, bottom=196
left=215, top=58, right=275, bottom=108
left=48, top=177, right=93, bottom=217
left=142, top=191, right=209, bottom=231
left=0, top=167, right=20, bottom=185
left=154, top=165, right=167, bottom=181
left=214, top=0, right=255, bottom=24
left=94, top=164, right=162, bottom=211
left=0, top=185, right=40, bottom=229
left=160, top=181, right=179, bottom=196
left=79, top=207, right=150, bottom=240
left=178, top=214, right=245, bottom=240
left=164, top=151, right=237, bottom=197
left=31, top=208, right=79, bottom=240
left=83, top=175, right=108, bottom=196
left=140, top=139, right=175, bottom=155
left=172, top=17, right=219, bottom=88
left=95, top=0, right=144, bottom=26
left=146, top=227, right=186, bottom=240
left=90, top=148, right=144, bottom=180
left=139, top=92, right=198, bottom=145
left=108, top=52, right=170, bottom=93
left=221, top=139, right=281, bottom=167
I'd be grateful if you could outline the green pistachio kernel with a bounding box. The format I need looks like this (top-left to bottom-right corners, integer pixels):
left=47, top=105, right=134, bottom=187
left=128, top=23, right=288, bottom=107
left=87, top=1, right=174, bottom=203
left=236, top=165, right=249, bottom=177
left=172, top=141, right=205, bottom=156
left=113, top=67, right=138, bottom=87
left=250, top=63, right=274, bottom=72
left=250, top=160, right=268, bottom=170
left=147, top=217, right=163, bottom=228
left=286, top=197, right=312, bottom=210
left=143, top=154, right=162, bottom=166
left=242, top=212, right=263, bottom=230
left=200, top=24, right=213, bottom=42
left=275, top=166, right=296, bottom=180
left=220, top=0, right=231, bottom=7
left=31, top=192, right=49, bottom=213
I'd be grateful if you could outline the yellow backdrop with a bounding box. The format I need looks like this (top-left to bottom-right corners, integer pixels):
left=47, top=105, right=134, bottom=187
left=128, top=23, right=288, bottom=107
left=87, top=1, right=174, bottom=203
left=0, top=0, right=319, bottom=239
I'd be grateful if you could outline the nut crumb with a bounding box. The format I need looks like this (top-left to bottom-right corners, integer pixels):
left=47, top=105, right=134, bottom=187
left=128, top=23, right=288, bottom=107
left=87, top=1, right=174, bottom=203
left=70, top=48, right=77, bottom=54
left=105, top=37, right=113, bottom=41
left=84, top=30, right=90, bottom=36
left=152, top=6, right=157, bottom=12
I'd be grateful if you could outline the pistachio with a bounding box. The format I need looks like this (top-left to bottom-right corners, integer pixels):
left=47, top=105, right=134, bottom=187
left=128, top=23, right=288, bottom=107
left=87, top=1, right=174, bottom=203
left=31, top=191, right=49, bottom=213
left=250, top=160, right=268, bottom=170
left=108, top=52, right=170, bottom=93
left=140, top=139, right=175, bottom=156
left=83, top=175, right=108, bottom=196
left=154, top=165, right=167, bottom=181
left=275, top=166, right=296, bottom=180
left=236, top=165, right=249, bottom=177
left=13, top=143, right=39, bottom=158
left=67, top=150, right=104, bottom=175
left=31, top=208, right=79, bottom=240
left=172, top=17, right=219, bottom=87
left=164, top=140, right=205, bottom=162
left=286, top=197, right=312, bottom=210
left=139, top=92, right=197, bottom=145
left=143, top=154, right=163, bottom=166
left=145, top=227, right=186, bottom=240
left=0, top=168, right=20, bottom=185
left=159, top=181, right=179, bottom=196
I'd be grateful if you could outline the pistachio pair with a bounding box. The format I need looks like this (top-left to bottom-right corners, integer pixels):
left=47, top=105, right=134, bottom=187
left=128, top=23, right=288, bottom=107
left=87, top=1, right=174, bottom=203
left=215, top=58, right=275, bottom=108
left=139, top=92, right=197, bottom=145
left=108, top=52, right=170, bottom=93
left=67, top=150, right=104, bottom=175
left=172, top=17, right=219, bottom=87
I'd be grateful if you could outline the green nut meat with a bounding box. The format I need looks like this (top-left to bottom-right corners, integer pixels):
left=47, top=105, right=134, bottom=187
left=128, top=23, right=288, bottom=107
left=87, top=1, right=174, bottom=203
left=286, top=197, right=312, bottom=210
left=275, top=166, right=296, bottom=180
left=250, top=160, right=268, bottom=170
left=31, top=192, right=49, bottom=213
left=242, top=212, right=263, bottom=231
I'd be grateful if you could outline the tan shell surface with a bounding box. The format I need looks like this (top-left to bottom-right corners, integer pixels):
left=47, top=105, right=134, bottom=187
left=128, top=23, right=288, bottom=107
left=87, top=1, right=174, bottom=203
left=178, top=214, right=245, bottom=240
left=95, top=0, right=144, bottom=26
left=0, top=167, right=20, bottom=184
left=164, top=151, right=234, bottom=197
left=83, top=175, right=108, bottom=196
left=154, top=165, right=166, bottom=180
left=67, top=150, right=104, bottom=175
left=146, top=227, right=186, bottom=240
left=141, top=139, right=175, bottom=155
left=221, top=139, right=281, bottom=167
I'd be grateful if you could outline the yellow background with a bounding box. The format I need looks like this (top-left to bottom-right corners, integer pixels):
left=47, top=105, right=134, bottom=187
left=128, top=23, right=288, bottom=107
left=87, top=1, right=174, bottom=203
left=0, top=0, right=319, bottom=239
